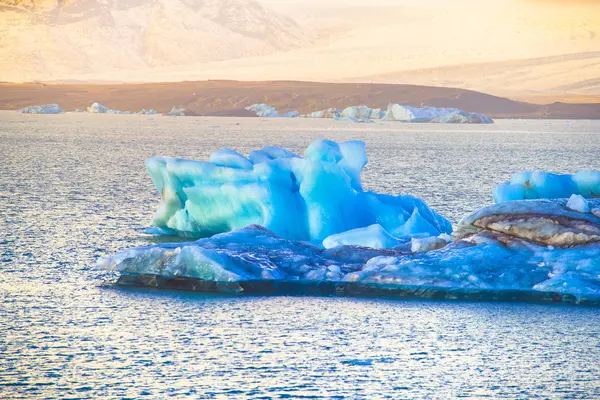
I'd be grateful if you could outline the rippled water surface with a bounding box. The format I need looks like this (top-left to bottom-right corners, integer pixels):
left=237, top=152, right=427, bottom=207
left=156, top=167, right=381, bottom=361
left=2, top=112, right=600, bottom=398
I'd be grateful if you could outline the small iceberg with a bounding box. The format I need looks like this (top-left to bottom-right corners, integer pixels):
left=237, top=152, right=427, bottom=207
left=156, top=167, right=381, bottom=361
left=384, top=104, right=493, bottom=123
left=87, top=102, right=132, bottom=114
left=167, top=106, right=196, bottom=116
left=21, top=104, right=64, bottom=114
left=244, top=104, right=298, bottom=118
left=493, top=170, right=600, bottom=203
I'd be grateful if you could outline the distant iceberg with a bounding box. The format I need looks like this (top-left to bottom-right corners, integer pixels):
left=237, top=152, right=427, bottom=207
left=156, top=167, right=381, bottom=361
left=21, top=104, right=64, bottom=114
left=384, top=104, right=493, bottom=123
left=430, top=110, right=493, bottom=124
left=302, top=108, right=341, bottom=119
left=87, top=102, right=132, bottom=114
left=298, top=104, right=492, bottom=123
left=244, top=104, right=299, bottom=118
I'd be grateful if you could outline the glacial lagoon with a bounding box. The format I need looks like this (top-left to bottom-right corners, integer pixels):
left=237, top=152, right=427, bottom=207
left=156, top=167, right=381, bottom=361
left=2, top=112, right=600, bottom=398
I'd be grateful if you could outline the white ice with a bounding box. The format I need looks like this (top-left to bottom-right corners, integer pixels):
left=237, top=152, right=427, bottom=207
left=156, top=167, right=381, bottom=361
left=21, top=104, right=64, bottom=114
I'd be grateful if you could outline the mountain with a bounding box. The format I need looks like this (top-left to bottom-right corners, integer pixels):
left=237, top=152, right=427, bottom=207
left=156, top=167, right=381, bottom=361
left=0, top=0, right=309, bottom=82
left=345, top=52, right=600, bottom=101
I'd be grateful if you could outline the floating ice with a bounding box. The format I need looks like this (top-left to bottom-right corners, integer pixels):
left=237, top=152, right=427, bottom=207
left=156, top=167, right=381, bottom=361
left=299, top=104, right=491, bottom=123
left=21, top=104, right=64, bottom=114
left=245, top=104, right=299, bottom=118
left=493, top=170, right=600, bottom=203
left=87, top=102, right=132, bottom=114
left=167, top=106, right=196, bottom=116
left=99, top=198, right=600, bottom=303
left=383, top=104, right=493, bottom=123
left=302, top=108, right=341, bottom=119
left=99, top=159, right=600, bottom=304
left=430, top=110, right=493, bottom=124
left=245, top=103, right=279, bottom=117
left=146, top=140, right=450, bottom=241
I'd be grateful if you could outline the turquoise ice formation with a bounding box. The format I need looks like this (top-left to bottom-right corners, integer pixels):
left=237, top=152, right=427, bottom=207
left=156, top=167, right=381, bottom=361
left=493, top=170, right=600, bottom=203
left=146, top=140, right=451, bottom=241
left=97, top=141, right=600, bottom=304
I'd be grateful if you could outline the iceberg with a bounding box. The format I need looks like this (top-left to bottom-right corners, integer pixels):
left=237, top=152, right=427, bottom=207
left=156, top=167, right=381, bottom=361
left=383, top=104, right=493, bottom=123
left=493, top=170, right=600, bottom=203
left=167, top=106, right=196, bottom=116
left=98, top=157, right=600, bottom=305
left=245, top=103, right=279, bottom=117
left=21, top=104, right=64, bottom=114
left=339, top=105, right=384, bottom=120
left=244, top=104, right=299, bottom=118
left=98, top=198, right=600, bottom=304
left=302, top=108, right=341, bottom=119
left=430, top=111, right=493, bottom=124
left=87, top=102, right=132, bottom=114
left=146, top=140, right=451, bottom=241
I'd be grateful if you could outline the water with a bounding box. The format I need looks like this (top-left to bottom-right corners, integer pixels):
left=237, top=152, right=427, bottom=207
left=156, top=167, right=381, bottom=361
left=2, top=112, right=600, bottom=398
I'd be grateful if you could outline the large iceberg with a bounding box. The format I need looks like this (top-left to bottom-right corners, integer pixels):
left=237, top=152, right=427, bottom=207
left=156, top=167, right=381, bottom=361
left=96, top=139, right=600, bottom=304
left=146, top=140, right=451, bottom=241
left=21, top=104, right=64, bottom=114
left=493, top=170, right=600, bottom=203
left=98, top=197, right=600, bottom=304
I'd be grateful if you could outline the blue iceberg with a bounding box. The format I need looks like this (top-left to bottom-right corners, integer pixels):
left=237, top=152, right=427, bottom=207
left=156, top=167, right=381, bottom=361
left=146, top=140, right=451, bottom=241
left=97, top=140, right=600, bottom=305
left=493, top=170, right=600, bottom=203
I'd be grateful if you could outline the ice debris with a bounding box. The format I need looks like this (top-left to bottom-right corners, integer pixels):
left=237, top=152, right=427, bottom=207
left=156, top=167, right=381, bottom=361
left=146, top=140, right=451, bottom=241
left=20, top=104, right=64, bottom=114
left=493, top=170, right=600, bottom=203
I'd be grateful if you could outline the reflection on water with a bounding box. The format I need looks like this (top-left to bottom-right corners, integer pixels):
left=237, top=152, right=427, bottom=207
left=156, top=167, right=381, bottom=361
left=1, top=114, right=600, bottom=398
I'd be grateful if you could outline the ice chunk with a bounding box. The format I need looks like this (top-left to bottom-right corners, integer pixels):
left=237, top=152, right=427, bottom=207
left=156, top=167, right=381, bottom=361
left=245, top=103, right=279, bottom=118
left=566, top=194, right=591, bottom=213
left=145, top=140, right=451, bottom=241
left=21, top=104, right=64, bottom=114
left=167, top=105, right=196, bottom=116
left=383, top=104, right=492, bottom=123
left=430, top=111, right=493, bottom=124
left=302, top=108, right=340, bottom=118
left=323, top=224, right=402, bottom=249
left=494, top=170, right=600, bottom=203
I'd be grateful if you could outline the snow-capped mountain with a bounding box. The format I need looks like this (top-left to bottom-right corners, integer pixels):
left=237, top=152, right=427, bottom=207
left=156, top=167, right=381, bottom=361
left=0, top=0, right=309, bottom=81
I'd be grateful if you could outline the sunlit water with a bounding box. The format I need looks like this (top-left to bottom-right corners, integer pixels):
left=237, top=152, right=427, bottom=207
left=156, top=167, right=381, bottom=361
left=2, top=112, right=600, bottom=398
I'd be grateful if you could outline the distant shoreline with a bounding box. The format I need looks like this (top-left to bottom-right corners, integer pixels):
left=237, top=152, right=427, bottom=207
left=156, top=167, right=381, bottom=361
left=2, top=80, right=600, bottom=120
